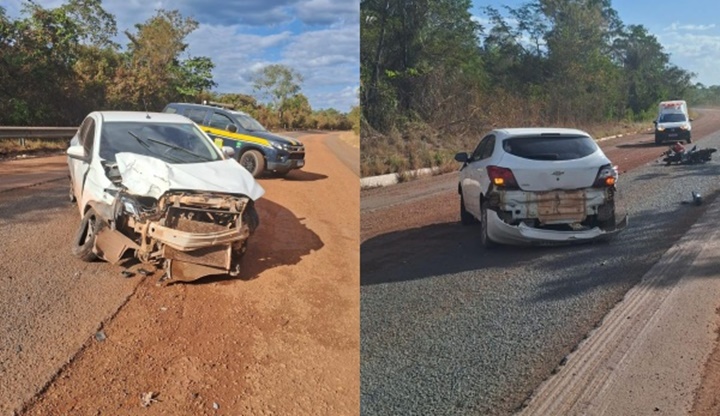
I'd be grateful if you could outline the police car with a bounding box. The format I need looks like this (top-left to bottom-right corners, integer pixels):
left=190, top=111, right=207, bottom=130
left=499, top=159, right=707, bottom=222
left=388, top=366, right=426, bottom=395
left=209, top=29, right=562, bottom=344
left=163, top=102, right=305, bottom=177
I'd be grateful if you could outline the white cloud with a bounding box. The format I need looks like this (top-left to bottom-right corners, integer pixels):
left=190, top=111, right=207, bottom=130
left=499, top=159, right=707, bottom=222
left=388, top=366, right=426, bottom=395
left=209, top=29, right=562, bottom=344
left=665, top=22, right=717, bottom=32
left=296, top=0, right=358, bottom=25
left=658, top=30, right=720, bottom=86
left=184, top=22, right=359, bottom=111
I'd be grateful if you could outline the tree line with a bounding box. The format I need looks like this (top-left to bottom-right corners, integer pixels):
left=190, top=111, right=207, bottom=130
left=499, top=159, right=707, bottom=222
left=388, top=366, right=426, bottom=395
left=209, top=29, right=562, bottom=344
left=0, top=0, right=357, bottom=131
left=360, top=0, right=720, bottom=174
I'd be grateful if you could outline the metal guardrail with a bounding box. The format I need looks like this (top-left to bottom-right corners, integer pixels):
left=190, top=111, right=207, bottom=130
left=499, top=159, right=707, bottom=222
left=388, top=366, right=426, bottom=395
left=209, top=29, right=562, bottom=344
left=0, top=127, right=77, bottom=140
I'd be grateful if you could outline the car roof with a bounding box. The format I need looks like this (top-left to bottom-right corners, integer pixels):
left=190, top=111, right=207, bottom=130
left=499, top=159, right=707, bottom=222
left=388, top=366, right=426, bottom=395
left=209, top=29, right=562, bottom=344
left=494, top=127, right=591, bottom=138
left=94, top=111, right=192, bottom=124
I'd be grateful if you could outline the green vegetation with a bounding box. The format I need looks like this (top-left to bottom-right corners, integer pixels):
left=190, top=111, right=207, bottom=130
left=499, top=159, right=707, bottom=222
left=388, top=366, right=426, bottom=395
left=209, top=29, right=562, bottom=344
left=360, top=0, right=716, bottom=177
left=0, top=1, right=355, bottom=131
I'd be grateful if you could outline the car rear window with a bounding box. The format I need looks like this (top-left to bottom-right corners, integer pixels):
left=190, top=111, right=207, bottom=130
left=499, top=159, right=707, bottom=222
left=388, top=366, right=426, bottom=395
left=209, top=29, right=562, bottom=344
left=503, top=135, right=598, bottom=161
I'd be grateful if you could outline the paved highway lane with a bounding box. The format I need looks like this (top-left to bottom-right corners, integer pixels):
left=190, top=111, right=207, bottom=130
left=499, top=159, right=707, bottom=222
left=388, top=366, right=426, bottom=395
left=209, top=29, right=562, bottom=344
left=360, top=111, right=720, bottom=415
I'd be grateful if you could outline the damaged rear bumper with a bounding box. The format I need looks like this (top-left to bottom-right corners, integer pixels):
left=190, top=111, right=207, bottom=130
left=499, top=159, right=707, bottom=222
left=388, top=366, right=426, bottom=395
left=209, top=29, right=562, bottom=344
left=486, top=210, right=628, bottom=246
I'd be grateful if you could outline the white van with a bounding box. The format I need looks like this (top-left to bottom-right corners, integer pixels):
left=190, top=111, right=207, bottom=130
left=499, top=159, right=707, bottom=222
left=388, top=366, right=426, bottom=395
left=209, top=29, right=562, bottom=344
left=654, top=100, right=692, bottom=144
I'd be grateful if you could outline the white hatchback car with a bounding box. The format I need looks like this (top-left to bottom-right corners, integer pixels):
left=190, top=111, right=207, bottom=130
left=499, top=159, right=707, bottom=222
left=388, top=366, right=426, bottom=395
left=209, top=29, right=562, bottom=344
left=67, top=111, right=265, bottom=281
left=455, top=128, right=627, bottom=247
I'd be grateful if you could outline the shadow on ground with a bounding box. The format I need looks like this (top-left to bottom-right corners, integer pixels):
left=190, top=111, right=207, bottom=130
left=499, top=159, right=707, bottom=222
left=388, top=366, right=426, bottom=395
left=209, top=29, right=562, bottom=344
left=361, top=184, right=720, bottom=303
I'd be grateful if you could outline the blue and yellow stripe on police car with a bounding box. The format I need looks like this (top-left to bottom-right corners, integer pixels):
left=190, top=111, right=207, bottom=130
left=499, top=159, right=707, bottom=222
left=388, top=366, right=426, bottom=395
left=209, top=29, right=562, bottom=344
left=200, top=126, right=300, bottom=147
left=202, top=126, right=272, bottom=148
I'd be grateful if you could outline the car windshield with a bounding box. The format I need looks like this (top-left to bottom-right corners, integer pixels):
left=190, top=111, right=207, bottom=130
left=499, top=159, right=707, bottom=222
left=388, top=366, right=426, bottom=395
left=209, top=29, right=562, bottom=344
left=503, top=135, right=599, bottom=161
left=659, top=113, right=686, bottom=123
left=230, top=112, right=267, bottom=132
left=99, top=121, right=221, bottom=164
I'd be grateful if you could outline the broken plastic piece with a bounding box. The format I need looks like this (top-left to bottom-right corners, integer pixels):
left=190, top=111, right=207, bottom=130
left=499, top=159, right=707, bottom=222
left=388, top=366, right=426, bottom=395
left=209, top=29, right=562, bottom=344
left=692, top=191, right=703, bottom=206
left=141, top=392, right=158, bottom=407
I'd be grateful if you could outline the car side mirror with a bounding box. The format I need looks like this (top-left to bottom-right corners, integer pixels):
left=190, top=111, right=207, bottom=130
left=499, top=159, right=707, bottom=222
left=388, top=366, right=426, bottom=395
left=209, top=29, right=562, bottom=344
left=221, top=146, right=236, bottom=158
left=652, top=120, right=657, bottom=125
left=226, top=124, right=238, bottom=133
left=67, top=145, right=87, bottom=161
left=454, top=152, right=469, bottom=163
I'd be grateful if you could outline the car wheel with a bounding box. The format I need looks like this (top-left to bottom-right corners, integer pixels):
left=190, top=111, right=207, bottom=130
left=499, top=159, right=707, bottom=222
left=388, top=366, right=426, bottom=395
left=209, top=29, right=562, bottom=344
left=480, top=199, right=497, bottom=249
left=243, top=203, right=260, bottom=234
left=460, top=194, right=474, bottom=225
left=654, top=135, right=661, bottom=145
left=687, top=137, right=692, bottom=144
left=596, top=201, right=616, bottom=231
left=239, top=150, right=265, bottom=177
left=72, top=208, right=99, bottom=262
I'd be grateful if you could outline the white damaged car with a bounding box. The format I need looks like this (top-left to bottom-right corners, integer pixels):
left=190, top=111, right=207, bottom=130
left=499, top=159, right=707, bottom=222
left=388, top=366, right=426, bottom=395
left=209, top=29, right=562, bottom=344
left=67, top=111, right=265, bottom=280
left=455, top=128, right=627, bottom=247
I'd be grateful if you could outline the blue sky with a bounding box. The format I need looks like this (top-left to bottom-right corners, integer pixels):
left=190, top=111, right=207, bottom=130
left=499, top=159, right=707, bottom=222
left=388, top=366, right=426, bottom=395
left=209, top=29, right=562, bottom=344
left=472, top=0, right=720, bottom=87
left=4, top=0, right=359, bottom=112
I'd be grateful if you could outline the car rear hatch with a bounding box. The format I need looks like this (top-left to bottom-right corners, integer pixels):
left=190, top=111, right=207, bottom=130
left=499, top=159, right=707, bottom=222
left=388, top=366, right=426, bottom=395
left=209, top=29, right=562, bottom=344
left=496, top=134, right=609, bottom=191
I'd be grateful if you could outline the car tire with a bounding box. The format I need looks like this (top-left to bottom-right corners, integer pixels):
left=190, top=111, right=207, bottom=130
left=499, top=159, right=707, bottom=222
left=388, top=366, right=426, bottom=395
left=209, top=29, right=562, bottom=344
left=654, top=135, right=661, bottom=145
left=72, top=208, right=99, bottom=262
left=243, top=203, right=260, bottom=234
left=239, top=150, right=265, bottom=177
left=596, top=201, right=616, bottom=231
left=460, top=194, right=474, bottom=225
left=687, top=137, right=692, bottom=144
left=480, top=199, right=497, bottom=249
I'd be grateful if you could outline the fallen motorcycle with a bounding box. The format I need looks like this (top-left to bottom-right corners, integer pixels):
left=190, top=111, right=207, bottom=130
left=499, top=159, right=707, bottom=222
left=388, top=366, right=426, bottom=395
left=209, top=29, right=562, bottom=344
left=662, top=144, right=717, bottom=165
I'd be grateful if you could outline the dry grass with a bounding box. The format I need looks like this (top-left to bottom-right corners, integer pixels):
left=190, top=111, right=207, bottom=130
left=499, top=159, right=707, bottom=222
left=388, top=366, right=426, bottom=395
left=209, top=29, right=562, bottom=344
left=0, top=138, right=69, bottom=158
left=361, top=119, right=658, bottom=178
left=337, top=131, right=359, bottom=148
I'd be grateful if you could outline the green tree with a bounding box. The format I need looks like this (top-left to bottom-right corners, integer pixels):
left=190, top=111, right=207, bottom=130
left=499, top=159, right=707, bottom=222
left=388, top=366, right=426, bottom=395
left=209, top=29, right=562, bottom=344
left=108, top=9, right=201, bottom=110
left=252, top=64, right=304, bottom=126
left=281, top=94, right=312, bottom=129
left=175, top=56, right=217, bottom=98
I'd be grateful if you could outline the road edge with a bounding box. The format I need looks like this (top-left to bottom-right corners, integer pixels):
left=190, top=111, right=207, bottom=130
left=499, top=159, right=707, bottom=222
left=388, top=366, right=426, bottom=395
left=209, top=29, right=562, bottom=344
left=518, top=196, right=720, bottom=415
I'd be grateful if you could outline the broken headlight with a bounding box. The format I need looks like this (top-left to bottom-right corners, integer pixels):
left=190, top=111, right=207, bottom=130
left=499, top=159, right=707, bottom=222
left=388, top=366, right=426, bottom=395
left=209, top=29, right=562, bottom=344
left=119, top=195, right=141, bottom=216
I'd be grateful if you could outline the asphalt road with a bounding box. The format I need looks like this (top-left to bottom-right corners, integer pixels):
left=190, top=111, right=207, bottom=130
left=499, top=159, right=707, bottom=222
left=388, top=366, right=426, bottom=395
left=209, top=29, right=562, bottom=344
left=360, top=110, right=720, bottom=415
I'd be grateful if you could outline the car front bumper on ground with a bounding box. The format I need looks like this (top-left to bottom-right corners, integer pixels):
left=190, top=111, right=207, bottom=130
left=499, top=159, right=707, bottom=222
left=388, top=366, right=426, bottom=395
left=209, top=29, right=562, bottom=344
left=486, top=210, right=628, bottom=245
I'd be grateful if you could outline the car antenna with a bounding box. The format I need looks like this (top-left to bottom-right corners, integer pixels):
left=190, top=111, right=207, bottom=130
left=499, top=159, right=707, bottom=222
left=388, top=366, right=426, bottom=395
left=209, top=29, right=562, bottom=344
left=143, top=98, right=151, bottom=119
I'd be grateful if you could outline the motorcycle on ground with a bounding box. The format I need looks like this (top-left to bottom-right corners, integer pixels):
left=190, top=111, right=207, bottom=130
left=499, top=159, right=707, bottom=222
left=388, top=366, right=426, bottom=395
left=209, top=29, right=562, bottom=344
left=661, top=142, right=717, bottom=165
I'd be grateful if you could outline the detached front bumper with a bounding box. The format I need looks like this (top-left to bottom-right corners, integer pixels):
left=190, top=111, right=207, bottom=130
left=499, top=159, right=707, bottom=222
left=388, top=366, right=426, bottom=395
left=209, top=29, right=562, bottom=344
left=486, top=210, right=628, bottom=246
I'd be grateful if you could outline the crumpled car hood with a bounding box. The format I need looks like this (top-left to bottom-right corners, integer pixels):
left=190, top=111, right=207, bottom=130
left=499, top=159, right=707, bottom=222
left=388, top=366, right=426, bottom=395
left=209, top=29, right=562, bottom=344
left=115, top=152, right=265, bottom=200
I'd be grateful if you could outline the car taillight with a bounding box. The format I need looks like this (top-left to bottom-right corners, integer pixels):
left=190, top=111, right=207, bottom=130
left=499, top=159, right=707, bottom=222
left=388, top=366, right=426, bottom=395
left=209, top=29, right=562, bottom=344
left=487, top=166, right=519, bottom=189
left=593, top=164, right=618, bottom=187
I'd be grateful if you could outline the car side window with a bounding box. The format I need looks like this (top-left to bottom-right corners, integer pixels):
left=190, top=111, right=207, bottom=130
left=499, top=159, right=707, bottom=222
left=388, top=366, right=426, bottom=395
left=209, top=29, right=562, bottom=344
left=471, top=135, right=494, bottom=160
left=208, top=112, right=235, bottom=130
left=480, top=136, right=495, bottom=159
left=183, top=109, right=207, bottom=124
left=80, top=118, right=96, bottom=157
